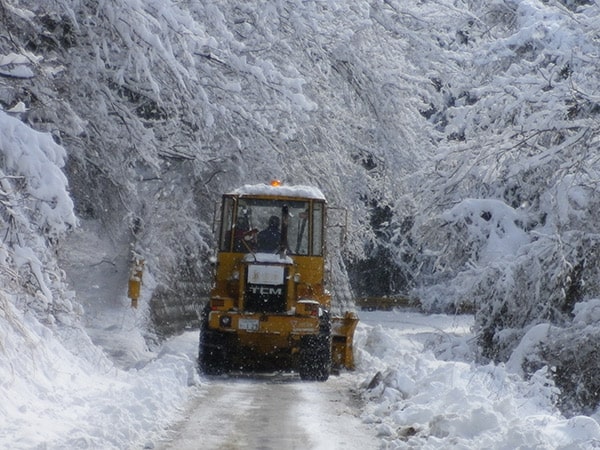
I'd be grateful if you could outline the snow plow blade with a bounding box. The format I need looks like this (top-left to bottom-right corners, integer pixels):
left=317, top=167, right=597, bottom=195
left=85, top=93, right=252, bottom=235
left=331, top=312, right=359, bottom=370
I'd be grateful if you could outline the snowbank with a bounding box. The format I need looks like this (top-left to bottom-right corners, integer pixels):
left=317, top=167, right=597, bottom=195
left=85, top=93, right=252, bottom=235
left=355, top=311, right=600, bottom=449
left=0, top=310, right=198, bottom=449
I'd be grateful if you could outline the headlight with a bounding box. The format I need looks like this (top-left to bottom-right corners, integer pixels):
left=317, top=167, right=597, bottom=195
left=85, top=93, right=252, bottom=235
left=219, top=315, right=232, bottom=327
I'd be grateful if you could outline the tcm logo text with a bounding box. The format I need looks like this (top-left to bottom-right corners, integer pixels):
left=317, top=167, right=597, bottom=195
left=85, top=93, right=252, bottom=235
left=248, top=285, right=283, bottom=296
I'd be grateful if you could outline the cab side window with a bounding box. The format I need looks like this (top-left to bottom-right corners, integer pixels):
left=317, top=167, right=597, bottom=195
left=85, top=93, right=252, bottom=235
left=219, top=197, right=235, bottom=251
left=312, top=202, right=324, bottom=256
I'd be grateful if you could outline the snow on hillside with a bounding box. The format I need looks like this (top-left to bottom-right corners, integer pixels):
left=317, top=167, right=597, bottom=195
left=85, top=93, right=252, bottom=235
left=0, top=108, right=192, bottom=449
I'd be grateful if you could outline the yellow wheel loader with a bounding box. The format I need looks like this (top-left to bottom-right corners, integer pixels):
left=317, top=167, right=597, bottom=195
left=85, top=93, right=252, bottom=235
left=198, top=182, right=358, bottom=381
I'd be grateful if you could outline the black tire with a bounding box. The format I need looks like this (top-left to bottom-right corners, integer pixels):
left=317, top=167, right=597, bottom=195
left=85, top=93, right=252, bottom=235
left=198, top=329, right=227, bottom=375
left=299, top=313, right=332, bottom=381
left=197, top=303, right=227, bottom=375
left=299, top=334, right=332, bottom=381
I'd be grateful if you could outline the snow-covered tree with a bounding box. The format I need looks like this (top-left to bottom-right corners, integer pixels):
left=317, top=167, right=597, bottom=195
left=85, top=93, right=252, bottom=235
left=407, top=0, right=600, bottom=413
left=1, top=0, right=433, bottom=327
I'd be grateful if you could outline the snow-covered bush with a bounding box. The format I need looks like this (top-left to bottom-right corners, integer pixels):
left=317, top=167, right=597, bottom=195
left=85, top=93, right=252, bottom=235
left=0, top=111, right=76, bottom=321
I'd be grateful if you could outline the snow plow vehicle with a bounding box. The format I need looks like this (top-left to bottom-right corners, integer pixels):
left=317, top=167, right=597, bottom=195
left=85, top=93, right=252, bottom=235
left=198, top=181, right=358, bottom=381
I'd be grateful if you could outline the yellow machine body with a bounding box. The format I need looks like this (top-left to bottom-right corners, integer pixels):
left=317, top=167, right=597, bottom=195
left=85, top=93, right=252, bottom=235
left=198, top=183, right=358, bottom=380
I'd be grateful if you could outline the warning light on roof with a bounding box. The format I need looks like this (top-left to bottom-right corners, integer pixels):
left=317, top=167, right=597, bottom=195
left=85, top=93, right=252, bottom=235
left=270, top=179, right=282, bottom=187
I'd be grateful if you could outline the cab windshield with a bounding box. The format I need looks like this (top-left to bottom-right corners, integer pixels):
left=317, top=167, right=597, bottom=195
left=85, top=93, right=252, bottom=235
left=219, top=197, right=324, bottom=256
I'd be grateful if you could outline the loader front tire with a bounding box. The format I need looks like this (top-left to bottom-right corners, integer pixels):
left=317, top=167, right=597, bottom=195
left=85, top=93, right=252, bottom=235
left=198, top=303, right=227, bottom=376
left=198, top=329, right=227, bottom=375
left=299, top=333, right=331, bottom=381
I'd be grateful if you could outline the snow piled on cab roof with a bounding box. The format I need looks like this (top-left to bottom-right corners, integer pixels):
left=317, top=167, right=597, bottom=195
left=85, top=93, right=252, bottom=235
left=231, top=183, right=326, bottom=200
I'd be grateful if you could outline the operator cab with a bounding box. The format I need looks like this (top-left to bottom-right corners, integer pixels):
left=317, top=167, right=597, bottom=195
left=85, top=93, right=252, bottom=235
left=218, top=184, right=326, bottom=257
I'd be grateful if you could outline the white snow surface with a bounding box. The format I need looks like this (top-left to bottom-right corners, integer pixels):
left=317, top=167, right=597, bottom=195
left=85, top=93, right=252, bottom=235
left=441, top=198, right=529, bottom=263
left=356, top=312, right=600, bottom=449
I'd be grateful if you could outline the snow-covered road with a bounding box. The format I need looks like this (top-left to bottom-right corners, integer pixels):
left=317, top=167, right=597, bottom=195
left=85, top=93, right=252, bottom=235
left=155, top=310, right=472, bottom=450
left=7, top=306, right=600, bottom=449
left=152, top=309, right=600, bottom=450
left=158, top=372, right=378, bottom=450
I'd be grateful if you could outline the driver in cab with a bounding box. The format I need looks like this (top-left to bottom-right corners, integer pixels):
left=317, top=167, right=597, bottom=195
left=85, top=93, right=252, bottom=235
left=257, top=215, right=281, bottom=252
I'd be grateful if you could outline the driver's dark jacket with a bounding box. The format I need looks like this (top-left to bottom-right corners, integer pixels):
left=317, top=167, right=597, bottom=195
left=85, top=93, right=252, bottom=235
left=257, top=226, right=280, bottom=252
